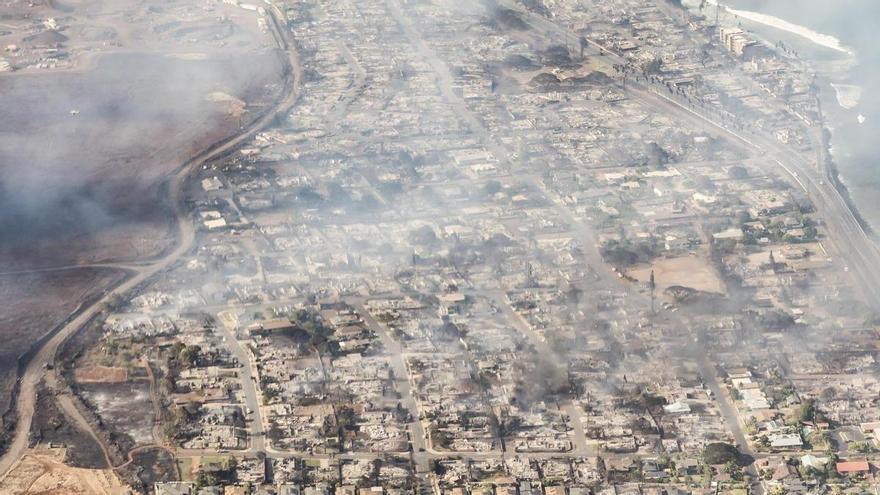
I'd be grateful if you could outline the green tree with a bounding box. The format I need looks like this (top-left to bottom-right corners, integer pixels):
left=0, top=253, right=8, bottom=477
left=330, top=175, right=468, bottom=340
left=849, top=441, right=870, bottom=453
left=179, top=345, right=201, bottom=369
left=642, top=57, right=663, bottom=74
left=725, top=460, right=743, bottom=481
left=789, top=398, right=818, bottom=425
left=756, top=435, right=770, bottom=450
left=703, top=442, right=741, bottom=465
left=808, top=430, right=832, bottom=451
left=769, top=485, right=787, bottom=495
left=803, top=225, right=818, bottom=240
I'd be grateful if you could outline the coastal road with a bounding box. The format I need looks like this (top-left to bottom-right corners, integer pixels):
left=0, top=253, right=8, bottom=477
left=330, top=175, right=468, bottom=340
left=493, top=6, right=800, bottom=490
left=500, top=1, right=880, bottom=308
left=633, top=82, right=880, bottom=306
left=0, top=3, right=302, bottom=479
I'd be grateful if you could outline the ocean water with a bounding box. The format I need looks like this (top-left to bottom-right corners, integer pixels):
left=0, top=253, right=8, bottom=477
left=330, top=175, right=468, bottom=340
left=704, top=0, right=880, bottom=229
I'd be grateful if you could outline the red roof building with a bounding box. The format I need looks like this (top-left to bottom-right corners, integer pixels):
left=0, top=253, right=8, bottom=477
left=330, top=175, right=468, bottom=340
left=836, top=460, right=870, bottom=474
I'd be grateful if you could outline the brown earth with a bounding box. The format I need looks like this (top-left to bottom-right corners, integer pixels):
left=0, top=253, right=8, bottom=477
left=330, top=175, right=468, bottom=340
left=0, top=0, right=284, bottom=465
left=0, top=0, right=284, bottom=270
left=629, top=254, right=726, bottom=295
left=0, top=268, right=125, bottom=443
left=116, top=447, right=179, bottom=493
left=73, top=366, right=128, bottom=384
left=0, top=449, right=129, bottom=495
left=78, top=382, right=155, bottom=447
left=0, top=49, right=284, bottom=269
left=28, top=386, right=107, bottom=469
left=0, top=0, right=289, bottom=482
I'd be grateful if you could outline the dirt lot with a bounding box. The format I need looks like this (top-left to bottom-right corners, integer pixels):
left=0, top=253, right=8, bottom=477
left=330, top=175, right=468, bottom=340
left=78, top=382, right=155, bottom=447
left=0, top=449, right=129, bottom=495
left=61, top=317, right=157, bottom=448
left=630, top=254, right=726, bottom=295
left=118, top=447, right=179, bottom=492
left=74, top=366, right=128, bottom=384
left=0, top=268, right=125, bottom=446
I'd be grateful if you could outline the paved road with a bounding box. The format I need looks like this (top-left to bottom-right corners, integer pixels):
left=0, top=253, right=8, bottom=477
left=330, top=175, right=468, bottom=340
left=0, top=189, right=195, bottom=478
left=693, top=348, right=763, bottom=491
left=501, top=9, right=787, bottom=490
left=356, top=303, right=430, bottom=473
left=561, top=402, right=596, bottom=457
left=0, top=3, right=301, bottom=480
left=632, top=82, right=880, bottom=306
left=216, top=311, right=266, bottom=454
left=386, top=0, right=623, bottom=464
left=501, top=1, right=880, bottom=309
left=326, top=39, right=368, bottom=128
left=45, top=372, right=115, bottom=469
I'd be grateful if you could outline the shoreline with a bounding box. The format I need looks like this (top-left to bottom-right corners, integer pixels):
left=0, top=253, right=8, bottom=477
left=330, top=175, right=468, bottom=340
left=813, top=59, right=876, bottom=238
left=688, top=0, right=876, bottom=239
left=820, top=121, right=875, bottom=237
left=807, top=62, right=877, bottom=240
left=700, top=0, right=853, bottom=55
left=829, top=82, right=862, bottom=110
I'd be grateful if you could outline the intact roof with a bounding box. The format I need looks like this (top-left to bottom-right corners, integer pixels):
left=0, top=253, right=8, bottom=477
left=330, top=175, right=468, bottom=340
left=769, top=433, right=803, bottom=447
left=836, top=460, right=870, bottom=473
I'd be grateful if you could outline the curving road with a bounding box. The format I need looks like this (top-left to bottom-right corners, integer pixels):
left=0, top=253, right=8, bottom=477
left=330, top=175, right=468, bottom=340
left=0, top=3, right=301, bottom=479
left=499, top=1, right=880, bottom=308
